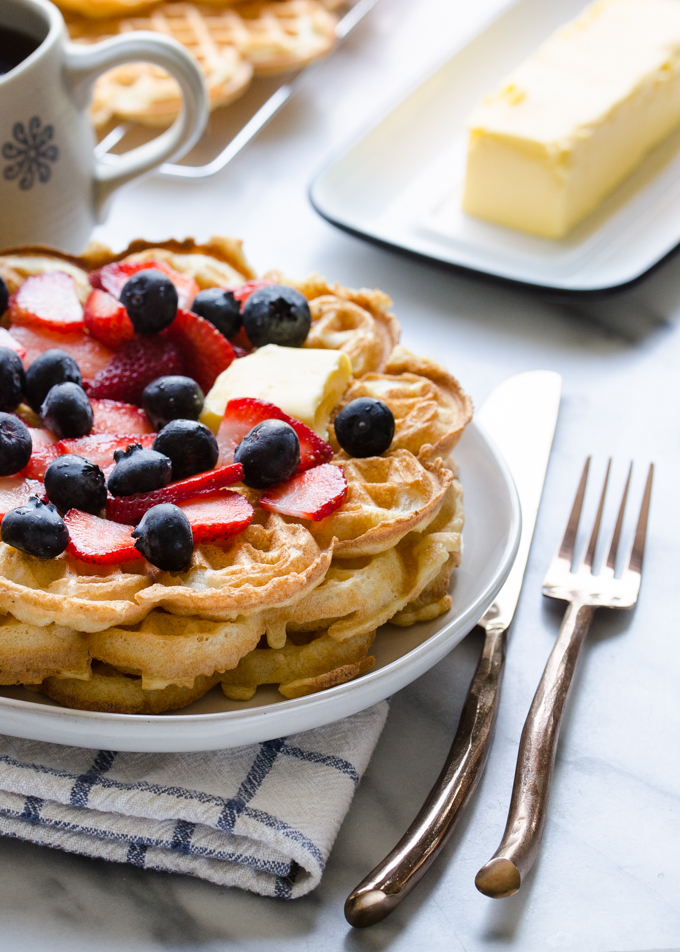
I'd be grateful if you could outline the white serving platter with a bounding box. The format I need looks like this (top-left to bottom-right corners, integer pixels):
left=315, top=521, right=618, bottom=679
left=0, top=421, right=519, bottom=752
left=310, top=0, right=680, bottom=293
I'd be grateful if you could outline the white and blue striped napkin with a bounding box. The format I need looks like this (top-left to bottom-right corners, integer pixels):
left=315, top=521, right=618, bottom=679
left=0, top=702, right=388, bottom=898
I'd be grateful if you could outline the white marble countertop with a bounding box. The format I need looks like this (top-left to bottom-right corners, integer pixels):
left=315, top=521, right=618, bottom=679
left=2, top=0, right=679, bottom=948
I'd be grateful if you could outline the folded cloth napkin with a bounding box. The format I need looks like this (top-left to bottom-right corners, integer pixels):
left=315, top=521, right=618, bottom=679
left=0, top=702, right=388, bottom=898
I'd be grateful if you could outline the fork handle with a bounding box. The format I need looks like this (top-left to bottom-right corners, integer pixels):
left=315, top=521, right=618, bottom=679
left=475, top=600, right=594, bottom=898
left=345, top=625, right=507, bottom=928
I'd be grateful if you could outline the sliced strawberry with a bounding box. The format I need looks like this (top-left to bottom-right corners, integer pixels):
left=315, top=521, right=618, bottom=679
left=85, top=335, right=184, bottom=405
left=92, top=260, right=199, bottom=310
left=229, top=326, right=253, bottom=356
left=83, top=289, right=135, bottom=349
left=20, top=429, right=60, bottom=479
left=106, top=463, right=244, bottom=524
left=0, top=327, right=26, bottom=360
left=229, top=278, right=274, bottom=309
left=8, top=272, right=84, bottom=333
left=0, top=477, right=45, bottom=520
left=57, top=434, right=155, bottom=475
left=162, top=309, right=234, bottom=394
left=259, top=464, right=347, bottom=521
left=90, top=399, right=154, bottom=436
left=177, top=490, right=253, bottom=544
left=9, top=325, right=114, bottom=380
left=65, top=509, right=142, bottom=564
left=216, top=398, right=333, bottom=473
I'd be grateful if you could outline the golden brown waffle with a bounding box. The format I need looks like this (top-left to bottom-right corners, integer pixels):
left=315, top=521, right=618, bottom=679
left=0, top=237, right=471, bottom=713
left=65, top=0, right=337, bottom=128
left=330, top=346, right=474, bottom=463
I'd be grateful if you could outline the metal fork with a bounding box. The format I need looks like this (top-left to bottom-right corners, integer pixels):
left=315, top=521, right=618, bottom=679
left=475, top=458, right=654, bottom=899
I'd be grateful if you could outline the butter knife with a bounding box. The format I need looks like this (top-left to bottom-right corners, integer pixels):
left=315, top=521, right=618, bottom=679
left=344, top=370, right=562, bottom=928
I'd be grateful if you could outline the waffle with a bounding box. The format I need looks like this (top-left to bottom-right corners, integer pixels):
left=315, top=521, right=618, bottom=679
left=0, top=237, right=471, bottom=713
left=65, top=0, right=338, bottom=128
left=330, top=346, right=474, bottom=463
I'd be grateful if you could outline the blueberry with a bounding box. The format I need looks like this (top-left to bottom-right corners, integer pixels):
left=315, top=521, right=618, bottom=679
left=0, top=348, right=25, bottom=413
left=25, top=349, right=81, bottom=413
left=44, top=454, right=106, bottom=515
left=191, top=288, right=241, bottom=339
left=142, top=376, right=204, bottom=430
left=242, top=285, right=311, bottom=348
left=152, top=419, right=218, bottom=482
left=1, top=496, right=69, bottom=559
left=0, top=412, right=32, bottom=477
left=132, top=503, right=193, bottom=572
left=40, top=382, right=93, bottom=439
left=107, top=442, right=172, bottom=497
left=0, top=275, right=8, bottom=317
left=334, top=398, right=395, bottom=458
left=120, top=269, right=178, bottom=334
left=234, top=420, right=300, bottom=489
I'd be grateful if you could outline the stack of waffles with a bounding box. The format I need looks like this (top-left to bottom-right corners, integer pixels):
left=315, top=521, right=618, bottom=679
left=0, top=237, right=472, bottom=714
left=59, top=0, right=345, bottom=129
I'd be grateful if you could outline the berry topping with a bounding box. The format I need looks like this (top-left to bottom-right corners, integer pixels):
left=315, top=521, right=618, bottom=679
left=178, top=490, right=253, bottom=544
left=234, top=419, right=300, bottom=489
left=229, top=278, right=274, bottom=308
left=0, top=347, right=25, bottom=412
left=191, top=288, right=242, bottom=339
left=216, top=397, right=332, bottom=473
left=120, top=269, right=178, bottom=334
left=0, top=477, right=46, bottom=520
left=0, top=275, right=8, bottom=316
left=131, top=503, right=194, bottom=571
left=0, top=327, right=26, bottom=361
left=259, top=463, right=348, bottom=521
left=57, top=434, right=156, bottom=475
left=8, top=272, right=84, bottom=332
left=334, top=398, right=395, bottom=458
left=153, top=419, right=218, bottom=481
left=85, top=335, right=183, bottom=405
left=83, top=289, right=135, bottom=349
left=25, top=348, right=82, bottom=413
left=64, top=509, right=141, bottom=565
left=92, top=259, right=199, bottom=310
left=44, top=454, right=107, bottom=515
left=90, top=398, right=154, bottom=436
left=242, top=284, right=311, bottom=348
left=162, top=309, right=234, bottom=394
left=10, top=325, right=114, bottom=382
left=142, top=375, right=204, bottom=430
left=1, top=496, right=69, bottom=559
left=0, top=413, right=32, bottom=477
left=105, top=462, right=243, bottom=524
left=40, top=382, right=93, bottom=440
left=20, top=428, right=60, bottom=479
left=107, top=442, right=172, bottom=497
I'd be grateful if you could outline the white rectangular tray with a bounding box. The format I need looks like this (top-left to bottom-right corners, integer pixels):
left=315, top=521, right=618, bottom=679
left=310, top=0, right=680, bottom=293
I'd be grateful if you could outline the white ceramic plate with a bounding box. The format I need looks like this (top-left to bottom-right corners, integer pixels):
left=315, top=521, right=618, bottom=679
left=310, top=0, right=680, bottom=293
left=0, top=422, right=519, bottom=752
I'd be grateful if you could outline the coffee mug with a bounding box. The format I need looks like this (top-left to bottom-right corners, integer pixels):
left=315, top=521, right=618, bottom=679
left=0, top=0, right=208, bottom=252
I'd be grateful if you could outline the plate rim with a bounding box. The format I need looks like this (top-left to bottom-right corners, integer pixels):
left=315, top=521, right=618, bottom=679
left=308, top=0, right=680, bottom=297
left=0, top=421, right=521, bottom=750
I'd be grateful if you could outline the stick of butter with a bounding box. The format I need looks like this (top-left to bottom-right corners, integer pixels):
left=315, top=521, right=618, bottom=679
left=462, top=0, right=680, bottom=238
left=200, top=344, right=352, bottom=436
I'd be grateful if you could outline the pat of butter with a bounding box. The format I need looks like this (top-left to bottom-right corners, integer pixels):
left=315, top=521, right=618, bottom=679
left=201, top=344, right=352, bottom=436
left=462, top=0, right=680, bottom=238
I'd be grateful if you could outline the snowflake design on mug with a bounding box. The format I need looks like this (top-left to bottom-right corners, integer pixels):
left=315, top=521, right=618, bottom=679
left=2, top=116, right=58, bottom=190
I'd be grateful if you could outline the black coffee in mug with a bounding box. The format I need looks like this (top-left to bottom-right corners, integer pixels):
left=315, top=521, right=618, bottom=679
left=0, top=24, right=39, bottom=75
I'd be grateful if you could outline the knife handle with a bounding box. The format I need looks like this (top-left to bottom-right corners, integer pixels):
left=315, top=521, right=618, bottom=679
left=344, top=626, right=507, bottom=928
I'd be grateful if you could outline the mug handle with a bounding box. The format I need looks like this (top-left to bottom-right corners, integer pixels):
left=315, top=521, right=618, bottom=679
left=63, top=33, right=209, bottom=217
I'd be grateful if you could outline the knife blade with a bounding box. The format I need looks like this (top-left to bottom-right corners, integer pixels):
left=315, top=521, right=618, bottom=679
left=344, top=370, right=561, bottom=928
